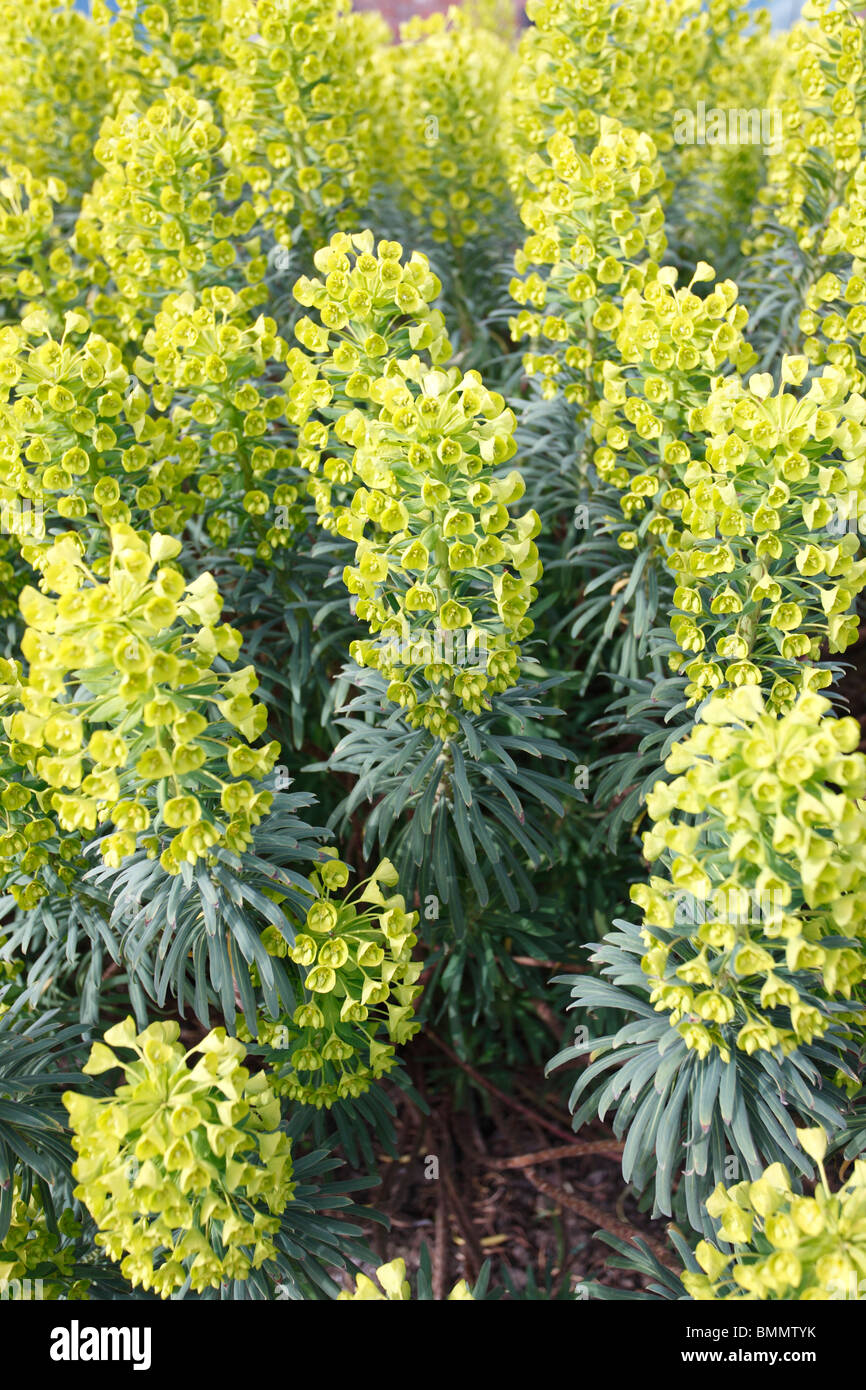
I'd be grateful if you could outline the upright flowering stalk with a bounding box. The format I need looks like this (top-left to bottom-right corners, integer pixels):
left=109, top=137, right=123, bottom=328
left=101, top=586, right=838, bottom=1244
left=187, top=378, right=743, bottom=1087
left=750, top=0, right=866, bottom=258
left=547, top=96, right=866, bottom=1232
left=510, top=117, right=757, bottom=490
left=665, top=361, right=866, bottom=708
left=242, top=855, right=422, bottom=1107
left=511, top=124, right=866, bottom=712
left=746, top=0, right=866, bottom=387
left=0, top=0, right=108, bottom=198
left=132, top=285, right=301, bottom=565
left=509, top=119, right=668, bottom=409
left=684, top=1128, right=866, bottom=1300
left=286, top=230, right=541, bottom=736
left=508, top=118, right=757, bottom=689
left=633, top=686, right=866, bottom=1059
left=505, top=0, right=764, bottom=208
left=0, top=525, right=278, bottom=893
left=75, top=85, right=265, bottom=346
left=669, top=20, right=779, bottom=275
left=372, top=7, right=515, bottom=252
left=584, top=265, right=754, bottom=554
left=216, top=0, right=388, bottom=251
left=276, top=229, right=570, bottom=934
left=64, top=1019, right=295, bottom=1296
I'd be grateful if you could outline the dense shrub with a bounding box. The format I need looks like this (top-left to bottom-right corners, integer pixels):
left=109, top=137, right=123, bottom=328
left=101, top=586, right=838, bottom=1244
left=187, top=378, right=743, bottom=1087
left=1, top=0, right=866, bottom=1304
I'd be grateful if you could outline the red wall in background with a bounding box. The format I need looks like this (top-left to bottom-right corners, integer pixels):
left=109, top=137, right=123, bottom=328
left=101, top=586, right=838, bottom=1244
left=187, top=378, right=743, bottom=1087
left=355, top=0, right=448, bottom=20
left=353, top=0, right=527, bottom=32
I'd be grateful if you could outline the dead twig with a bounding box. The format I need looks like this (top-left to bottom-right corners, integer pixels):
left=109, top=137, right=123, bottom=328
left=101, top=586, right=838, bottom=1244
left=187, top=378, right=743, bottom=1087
left=432, top=1178, right=448, bottom=1301
left=523, top=1168, right=679, bottom=1272
left=512, top=957, right=586, bottom=970
left=487, top=1141, right=624, bottom=1170
left=435, top=1115, right=484, bottom=1279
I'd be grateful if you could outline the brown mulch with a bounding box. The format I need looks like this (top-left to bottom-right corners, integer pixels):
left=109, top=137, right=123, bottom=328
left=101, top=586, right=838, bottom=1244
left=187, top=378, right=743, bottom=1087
left=334, top=1032, right=678, bottom=1299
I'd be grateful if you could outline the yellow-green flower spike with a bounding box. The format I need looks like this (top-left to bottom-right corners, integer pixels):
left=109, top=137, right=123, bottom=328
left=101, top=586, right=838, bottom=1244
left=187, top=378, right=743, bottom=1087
left=633, top=687, right=866, bottom=1058
left=288, top=229, right=541, bottom=732
left=63, top=1019, right=295, bottom=1297
left=0, top=524, right=278, bottom=892
left=683, top=1135, right=866, bottom=1300
left=242, top=856, right=423, bottom=1108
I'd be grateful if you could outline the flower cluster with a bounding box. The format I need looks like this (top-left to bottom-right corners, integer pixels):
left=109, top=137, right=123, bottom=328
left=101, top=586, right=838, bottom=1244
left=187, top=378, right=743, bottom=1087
left=509, top=52, right=866, bottom=715
left=797, top=160, right=866, bottom=395
left=0, top=0, right=107, bottom=196
left=288, top=230, right=540, bottom=733
left=506, top=0, right=762, bottom=204
left=216, top=0, right=387, bottom=249
left=507, top=3, right=866, bottom=1102
left=751, top=0, right=866, bottom=255
left=0, top=166, right=75, bottom=326
left=0, top=695, right=87, bottom=911
left=0, top=525, right=278, bottom=890
left=510, top=119, right=668, bottom=404
left=93, top=0, right=225, bottom=106
left=634, top=686, right=866, bottom=1058
left=0, top=286, right=305, bottom=567
left=684, top=1128, right=866, bottom=1299
left=63, top=1018, right=295, bottom=1296
left=509, top=115, right=761, bottom=530
left=508, top=122, right=786, bottom=696
left=747, top=1, right=866, bottom=393
left=75, top=85, right=263, bottom=344
left=0, top=312, right=159, bottom=538
left=243, top=855, right=422, bottom=1108
left=0, top=1182, right=90, bottom=1300
left=372, top=6, right=514, bottom=249
left=134, top=286, right=303, bottom=563
left=338, top=1256, right=473, bottom=1300
left=665, top=363, right=866, bottom=708
left=584, top=267, right=756, bottom=563
left=672, top=19, right=780, bottom=270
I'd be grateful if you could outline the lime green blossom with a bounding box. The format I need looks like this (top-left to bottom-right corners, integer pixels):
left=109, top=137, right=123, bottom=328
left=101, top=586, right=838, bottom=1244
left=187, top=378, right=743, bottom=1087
left=0, top=1181, right=90, bottom=1300
left=338, top=1256, right=473, bottom=1300
left=242, top=856, right=422, bottom=1108
left=684, top=1129, right=866, bottom=1299
left=634, top=686, right=866, bottom=1057
left=64, top=1018, right=295, bottom=1297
